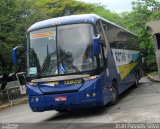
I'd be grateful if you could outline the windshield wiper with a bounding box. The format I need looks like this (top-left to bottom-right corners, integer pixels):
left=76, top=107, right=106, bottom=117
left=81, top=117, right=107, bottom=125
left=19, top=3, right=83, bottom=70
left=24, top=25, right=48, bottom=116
left=36, top=55, right=50, bottom=78
left=62, top=59, right=80, bottom=73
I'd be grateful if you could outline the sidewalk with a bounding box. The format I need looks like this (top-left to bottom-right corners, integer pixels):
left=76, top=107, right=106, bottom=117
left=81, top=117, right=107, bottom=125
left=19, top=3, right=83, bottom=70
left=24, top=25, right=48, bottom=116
left=0, top=97, right=28, bottom=110
left=146, top=74, right=160, bottom=82
left=0, top=85, right=28, bottom=110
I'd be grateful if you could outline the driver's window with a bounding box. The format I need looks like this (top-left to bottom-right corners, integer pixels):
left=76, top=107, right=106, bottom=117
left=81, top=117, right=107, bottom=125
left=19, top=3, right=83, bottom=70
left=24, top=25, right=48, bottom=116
left=96, top=21, right=105, bottom=68
left=96, top=21, right=105, bottom=45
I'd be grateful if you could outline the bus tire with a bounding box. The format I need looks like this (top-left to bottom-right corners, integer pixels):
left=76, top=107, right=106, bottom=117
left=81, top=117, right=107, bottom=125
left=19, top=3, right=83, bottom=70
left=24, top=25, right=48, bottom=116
left=108, top=81, right=119, bottom=106
left=134, top=72, right=139, bottom=88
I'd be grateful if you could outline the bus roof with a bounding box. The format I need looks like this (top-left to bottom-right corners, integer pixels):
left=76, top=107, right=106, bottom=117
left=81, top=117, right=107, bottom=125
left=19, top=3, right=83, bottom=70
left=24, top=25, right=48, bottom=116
left=27, top=14, right=136, bottom=36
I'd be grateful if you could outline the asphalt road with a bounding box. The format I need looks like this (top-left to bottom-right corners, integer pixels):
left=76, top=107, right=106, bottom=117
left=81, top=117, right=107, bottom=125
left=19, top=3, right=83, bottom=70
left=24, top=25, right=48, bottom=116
left=0, top=77, right=160, bottom=128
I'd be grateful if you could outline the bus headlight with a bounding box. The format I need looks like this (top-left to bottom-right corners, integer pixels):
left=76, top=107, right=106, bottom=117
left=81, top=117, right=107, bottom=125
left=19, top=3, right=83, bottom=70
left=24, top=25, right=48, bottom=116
left=30, top=98, right=35, bottom=102
left=92, top=92, right=96, bottom=97
left=86, top=93, right=91, bottom=98
left=35, top=98, right=39, bottom=102
left=30, top=97, right=39, bottom=102
left=85, top=92, right=96, bottom=98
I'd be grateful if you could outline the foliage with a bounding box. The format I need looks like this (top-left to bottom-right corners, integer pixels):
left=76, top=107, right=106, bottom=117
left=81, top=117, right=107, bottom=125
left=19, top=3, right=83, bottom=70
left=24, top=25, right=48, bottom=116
left=122, top=0, right=160, bottom=72
left=0, top=0, right=125, bottom=74
left=91, top=4, right=125, bottom=26
left=0, top=0, right=33, bottom=74
left=0, top=0, right=160, bottom=74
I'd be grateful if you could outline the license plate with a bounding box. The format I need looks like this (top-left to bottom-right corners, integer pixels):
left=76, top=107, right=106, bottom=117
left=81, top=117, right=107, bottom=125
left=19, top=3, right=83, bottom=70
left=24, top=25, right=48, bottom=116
left=55, top=96, right=67, bottom=102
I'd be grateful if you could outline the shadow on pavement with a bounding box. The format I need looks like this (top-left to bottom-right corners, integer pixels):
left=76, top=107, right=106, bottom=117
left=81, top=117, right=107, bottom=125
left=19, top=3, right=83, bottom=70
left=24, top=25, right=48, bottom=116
left=43, top=83, right=145, bottom=122
left=44, top=108, right=108, bottom=122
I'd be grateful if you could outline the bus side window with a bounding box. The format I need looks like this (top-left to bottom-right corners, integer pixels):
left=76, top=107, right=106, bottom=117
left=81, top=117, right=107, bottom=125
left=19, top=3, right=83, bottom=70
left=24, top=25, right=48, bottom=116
left=118, top=42, right=126, bottom=49
left=104, top=24, right=118, bottom=49
left=110, top=42, right=117, bottom=48
left=127, top=34, right=139, bottom=50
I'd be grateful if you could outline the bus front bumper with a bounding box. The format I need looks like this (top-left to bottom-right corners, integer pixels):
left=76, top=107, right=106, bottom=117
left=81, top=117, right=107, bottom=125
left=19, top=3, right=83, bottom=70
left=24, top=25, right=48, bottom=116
left=28, top=91, right=106, bottom=112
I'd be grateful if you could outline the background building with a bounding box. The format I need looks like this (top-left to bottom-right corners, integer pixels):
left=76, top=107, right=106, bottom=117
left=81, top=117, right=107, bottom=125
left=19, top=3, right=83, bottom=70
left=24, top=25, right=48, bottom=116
left=146, top=20, right=160, bottom=78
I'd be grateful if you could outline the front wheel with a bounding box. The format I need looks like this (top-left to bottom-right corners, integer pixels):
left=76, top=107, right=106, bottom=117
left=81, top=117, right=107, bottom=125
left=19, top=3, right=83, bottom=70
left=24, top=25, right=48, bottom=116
left=108, top=81, right=119, bottom=106
left=134, top=72, right=139, bottom=88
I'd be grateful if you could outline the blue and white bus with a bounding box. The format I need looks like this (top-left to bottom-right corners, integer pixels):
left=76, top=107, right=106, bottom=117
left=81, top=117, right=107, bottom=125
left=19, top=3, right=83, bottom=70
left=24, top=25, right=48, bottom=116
left=12, top=14, right=142, bottom=112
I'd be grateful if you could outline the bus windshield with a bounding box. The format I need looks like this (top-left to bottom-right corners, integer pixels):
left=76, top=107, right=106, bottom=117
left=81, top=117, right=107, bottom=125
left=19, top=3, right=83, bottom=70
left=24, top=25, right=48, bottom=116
left=27, top=24, right=96, bottom=77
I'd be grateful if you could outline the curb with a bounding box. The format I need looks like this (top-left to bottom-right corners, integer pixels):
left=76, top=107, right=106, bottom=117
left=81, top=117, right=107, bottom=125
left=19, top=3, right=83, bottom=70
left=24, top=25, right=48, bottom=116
left=146, top=74, right=160, bottom=82
left=0, top=98, right=28, bottom=110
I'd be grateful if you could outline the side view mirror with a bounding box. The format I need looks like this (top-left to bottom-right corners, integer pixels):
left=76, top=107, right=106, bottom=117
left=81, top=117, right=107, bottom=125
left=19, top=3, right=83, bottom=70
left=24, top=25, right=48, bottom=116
left=12, top=47, right=18, bottom=65
left=93, top=34, right=101, bottom=56
left=12, top=45, right=24, bottom=65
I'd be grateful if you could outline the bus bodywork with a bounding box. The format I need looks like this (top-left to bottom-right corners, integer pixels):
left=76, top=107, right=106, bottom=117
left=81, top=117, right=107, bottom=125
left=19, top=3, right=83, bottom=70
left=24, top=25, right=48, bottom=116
left=15, top=14, right=142, bottom=112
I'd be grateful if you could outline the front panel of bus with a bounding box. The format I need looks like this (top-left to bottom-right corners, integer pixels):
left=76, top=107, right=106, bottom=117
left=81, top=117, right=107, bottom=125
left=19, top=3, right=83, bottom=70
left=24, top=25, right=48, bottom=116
left=26, top=23, right=113, bottom=112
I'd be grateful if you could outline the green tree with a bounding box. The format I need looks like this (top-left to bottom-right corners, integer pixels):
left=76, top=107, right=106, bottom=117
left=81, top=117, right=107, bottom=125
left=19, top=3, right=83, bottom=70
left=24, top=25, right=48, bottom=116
left=0, top=0, right=125, bottom=75
left=27, top=0, right=125, bottom=27
left=122, top=0, right=160, bottom=72
left=92, top=4, right=125, bottom=26
left=0, top=0, right=33, bottom=74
